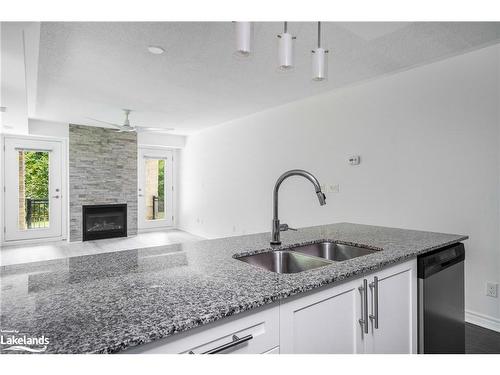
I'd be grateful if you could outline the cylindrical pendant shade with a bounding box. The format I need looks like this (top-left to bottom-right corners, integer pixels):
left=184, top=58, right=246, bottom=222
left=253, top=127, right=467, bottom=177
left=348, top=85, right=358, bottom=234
left=235, top=22, right=252, bottom=57
left=312, top=47, right=328, bottom=81
left=278, top=32, right=294, bottom=71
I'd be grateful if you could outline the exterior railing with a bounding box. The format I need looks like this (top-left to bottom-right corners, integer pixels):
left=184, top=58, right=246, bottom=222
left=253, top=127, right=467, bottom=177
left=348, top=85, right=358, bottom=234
left=26, top=198, right=49, bottom=228
left=152, top=196, right=165, bottom=220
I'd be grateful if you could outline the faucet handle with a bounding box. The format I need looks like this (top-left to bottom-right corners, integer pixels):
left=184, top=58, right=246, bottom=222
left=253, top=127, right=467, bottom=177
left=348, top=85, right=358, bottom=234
left=280, top=223, right=297, bottom=232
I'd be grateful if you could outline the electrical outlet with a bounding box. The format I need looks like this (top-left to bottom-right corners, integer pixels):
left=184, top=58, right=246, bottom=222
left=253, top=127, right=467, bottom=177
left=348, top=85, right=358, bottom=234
left=486, top=282, right=498, bottom=298
left=348, top=155, right=361, bottom=165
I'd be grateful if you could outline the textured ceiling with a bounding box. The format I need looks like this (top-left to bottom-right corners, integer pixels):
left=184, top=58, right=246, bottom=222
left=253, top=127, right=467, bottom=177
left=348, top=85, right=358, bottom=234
left=35, top=22, right=500, bottom=135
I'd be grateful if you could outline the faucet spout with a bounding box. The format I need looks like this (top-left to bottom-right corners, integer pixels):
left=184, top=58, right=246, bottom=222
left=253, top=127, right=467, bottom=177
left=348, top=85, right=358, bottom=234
left=317, top=191, right=327, bottom=205
left=271, top=169, right=326, bottom=245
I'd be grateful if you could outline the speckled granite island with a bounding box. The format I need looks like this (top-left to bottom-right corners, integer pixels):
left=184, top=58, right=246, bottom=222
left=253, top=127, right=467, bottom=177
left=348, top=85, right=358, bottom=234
left=0, top=223, right=467, bottom=354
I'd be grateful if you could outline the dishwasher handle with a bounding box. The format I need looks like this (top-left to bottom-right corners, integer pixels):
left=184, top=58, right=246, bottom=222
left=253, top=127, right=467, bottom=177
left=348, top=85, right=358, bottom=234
left=418, top=243, right=465, bottom=279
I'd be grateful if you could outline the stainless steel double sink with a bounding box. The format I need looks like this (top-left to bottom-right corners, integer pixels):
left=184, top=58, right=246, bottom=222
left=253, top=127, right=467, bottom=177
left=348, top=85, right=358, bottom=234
left=236, top=241, right=380, bottom=274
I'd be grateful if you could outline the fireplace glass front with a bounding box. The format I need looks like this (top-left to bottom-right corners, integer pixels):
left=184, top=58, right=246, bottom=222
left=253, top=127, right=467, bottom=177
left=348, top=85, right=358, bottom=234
left=82, top=204, right=127, bottom=241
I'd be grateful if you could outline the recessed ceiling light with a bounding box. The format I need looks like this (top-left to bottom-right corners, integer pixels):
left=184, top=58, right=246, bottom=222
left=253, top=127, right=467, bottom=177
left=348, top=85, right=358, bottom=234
left=148, top=46, right=165, bottom=55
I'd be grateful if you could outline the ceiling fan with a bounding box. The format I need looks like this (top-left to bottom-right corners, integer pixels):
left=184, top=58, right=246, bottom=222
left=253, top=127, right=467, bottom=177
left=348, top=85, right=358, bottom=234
left=87, top=109, right=175, bottom=133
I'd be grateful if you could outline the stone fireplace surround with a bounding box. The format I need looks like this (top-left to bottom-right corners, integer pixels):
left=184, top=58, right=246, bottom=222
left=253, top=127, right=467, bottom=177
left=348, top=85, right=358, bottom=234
left=69, top=124, right=137, bottom=242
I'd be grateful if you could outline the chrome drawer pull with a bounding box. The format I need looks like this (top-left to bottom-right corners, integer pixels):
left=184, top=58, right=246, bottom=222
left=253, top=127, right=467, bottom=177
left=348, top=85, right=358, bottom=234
left=188, top=334, right=253, bottom=354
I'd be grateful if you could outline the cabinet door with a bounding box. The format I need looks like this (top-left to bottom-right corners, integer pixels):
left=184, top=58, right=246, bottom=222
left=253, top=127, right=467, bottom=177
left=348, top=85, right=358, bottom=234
left=280, top=278, right=364, bottom=354
left=367, top=259, right=417, bottom=354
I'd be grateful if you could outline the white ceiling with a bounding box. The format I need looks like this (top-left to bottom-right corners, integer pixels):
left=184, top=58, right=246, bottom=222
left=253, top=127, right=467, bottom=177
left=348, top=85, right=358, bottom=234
left=35, top=22, right=500, bottom=135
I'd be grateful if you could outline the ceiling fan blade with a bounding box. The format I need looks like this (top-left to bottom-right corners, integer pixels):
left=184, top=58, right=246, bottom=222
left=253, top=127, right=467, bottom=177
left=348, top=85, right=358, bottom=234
left=86, top=117, right=123, bottom=129
left=135, top=126, right=175, bottom=133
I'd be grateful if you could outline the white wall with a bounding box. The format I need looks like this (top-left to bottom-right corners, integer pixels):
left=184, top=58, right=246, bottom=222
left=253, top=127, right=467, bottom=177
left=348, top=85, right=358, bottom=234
left=137, top=132, right=186, bottom=149
left=1, top=23, right=29, bottom=134
left=0, top=22, right=40, bottom=134
left=28, top=119, right=69, bottom=138
left=179, top=45, right=500, bottom=326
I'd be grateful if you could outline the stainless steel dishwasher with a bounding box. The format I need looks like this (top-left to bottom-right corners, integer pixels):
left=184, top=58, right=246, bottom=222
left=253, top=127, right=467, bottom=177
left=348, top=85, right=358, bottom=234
left=418, top=243, right=465, bottom=354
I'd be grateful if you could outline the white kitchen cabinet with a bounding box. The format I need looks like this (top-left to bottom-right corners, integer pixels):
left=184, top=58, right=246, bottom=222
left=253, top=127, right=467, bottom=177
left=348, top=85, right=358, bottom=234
left=279, top=276, right=364, bottom=354
left=279, top=259, right=417, bottom=354
left=365, top=259, right=417, bottom=354
left=124, top=304, right=279, bottom=354
left=125, top=260, right=416, bottom=354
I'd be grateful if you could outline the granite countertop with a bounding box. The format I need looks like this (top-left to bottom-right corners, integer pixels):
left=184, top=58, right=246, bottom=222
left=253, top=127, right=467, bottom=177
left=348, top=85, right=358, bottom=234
left=0, top=223, right=467, bottom=354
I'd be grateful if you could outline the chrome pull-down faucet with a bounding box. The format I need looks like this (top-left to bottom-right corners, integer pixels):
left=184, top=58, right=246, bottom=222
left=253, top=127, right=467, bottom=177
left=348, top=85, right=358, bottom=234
left=271, top=169, right=326, bottom=245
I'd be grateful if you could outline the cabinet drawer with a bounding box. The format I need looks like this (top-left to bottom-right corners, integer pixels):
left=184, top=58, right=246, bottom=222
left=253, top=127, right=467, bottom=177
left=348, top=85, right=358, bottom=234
left=124, top=304, right=279, bottom=354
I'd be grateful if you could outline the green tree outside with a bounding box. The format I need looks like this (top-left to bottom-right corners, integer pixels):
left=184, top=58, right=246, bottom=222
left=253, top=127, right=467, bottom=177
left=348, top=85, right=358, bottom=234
left=158, top=159, right=165, bottom=201
left=24, top=151, right=49, bottom=199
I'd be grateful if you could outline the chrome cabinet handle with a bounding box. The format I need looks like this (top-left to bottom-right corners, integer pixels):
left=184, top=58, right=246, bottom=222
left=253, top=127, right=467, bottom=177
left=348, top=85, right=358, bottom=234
left=369, top=276, right=379, bottom=329
left=358, top=279, right=368, bottom=334
left=188, top=334, right=253, bottom=354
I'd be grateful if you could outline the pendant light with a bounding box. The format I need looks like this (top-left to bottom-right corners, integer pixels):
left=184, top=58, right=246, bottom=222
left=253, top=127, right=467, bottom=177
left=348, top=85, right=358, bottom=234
left=277, top=22, right=296, bottom=71
left=234, top=22, right=252, bottom=57
left=312, top=22, right=329, bottom=81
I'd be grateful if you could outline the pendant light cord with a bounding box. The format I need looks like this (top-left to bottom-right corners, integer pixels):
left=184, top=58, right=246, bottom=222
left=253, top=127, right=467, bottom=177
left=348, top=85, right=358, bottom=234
left=284, top=21, right=288, bottom=33
left=317, top=22, right=321, bottom=48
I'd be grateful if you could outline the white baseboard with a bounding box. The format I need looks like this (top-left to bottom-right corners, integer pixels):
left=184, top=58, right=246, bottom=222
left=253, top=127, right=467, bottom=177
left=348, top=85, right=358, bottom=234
left=136, top=226, right=177, bottom=234
left=466, top=309, right=500, bottom=332
left=1, top=236, right=67, bottom=247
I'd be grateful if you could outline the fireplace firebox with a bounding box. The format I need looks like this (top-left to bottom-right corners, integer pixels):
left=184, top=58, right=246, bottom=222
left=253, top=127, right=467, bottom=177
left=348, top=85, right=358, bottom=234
left=82, top=204, right=127, bottom=241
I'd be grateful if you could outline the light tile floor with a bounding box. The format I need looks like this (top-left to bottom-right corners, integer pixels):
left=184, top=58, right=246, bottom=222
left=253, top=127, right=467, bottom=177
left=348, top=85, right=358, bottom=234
left=0, top=229, right=202, bottom=267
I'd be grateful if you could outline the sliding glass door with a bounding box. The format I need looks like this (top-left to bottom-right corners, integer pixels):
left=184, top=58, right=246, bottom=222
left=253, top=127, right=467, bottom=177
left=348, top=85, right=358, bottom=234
left=137, top=147, right=174, bottom=229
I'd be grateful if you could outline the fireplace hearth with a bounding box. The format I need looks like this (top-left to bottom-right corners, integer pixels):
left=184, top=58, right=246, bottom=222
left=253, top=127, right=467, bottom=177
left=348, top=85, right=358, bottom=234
left=82, top=204, right=127, bottom=241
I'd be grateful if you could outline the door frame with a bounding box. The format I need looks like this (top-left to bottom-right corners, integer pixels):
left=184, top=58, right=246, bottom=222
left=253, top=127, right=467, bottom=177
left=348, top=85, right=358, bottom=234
left=1, top=134, right=68, bottom=245
left=137, top=146, right=176, bottom=231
